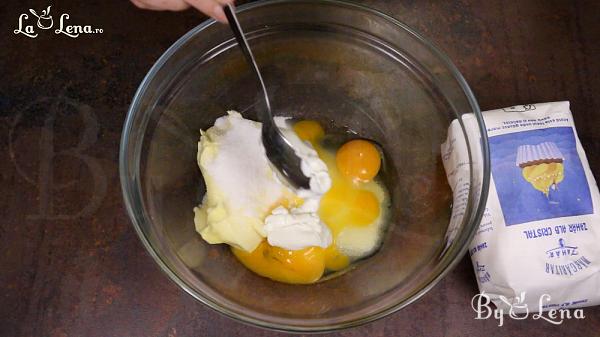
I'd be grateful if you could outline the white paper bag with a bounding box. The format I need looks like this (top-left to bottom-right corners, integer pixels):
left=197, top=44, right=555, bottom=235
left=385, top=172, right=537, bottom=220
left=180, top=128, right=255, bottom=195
left=442, top=101, right=600, bottom=313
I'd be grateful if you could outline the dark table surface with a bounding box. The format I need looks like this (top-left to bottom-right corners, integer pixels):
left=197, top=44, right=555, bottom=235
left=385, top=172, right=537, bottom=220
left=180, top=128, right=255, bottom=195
left=2, top=0, right=600, bottom=336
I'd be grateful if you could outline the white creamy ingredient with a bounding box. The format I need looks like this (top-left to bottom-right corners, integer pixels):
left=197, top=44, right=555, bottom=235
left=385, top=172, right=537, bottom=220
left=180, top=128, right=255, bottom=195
left=263, top=206, right=332, bottom=250
left=194, top=111, right=332, bottom=252
left=273, top=117, right=332, bottom=196
left=262, top=117, right=333, bottom=249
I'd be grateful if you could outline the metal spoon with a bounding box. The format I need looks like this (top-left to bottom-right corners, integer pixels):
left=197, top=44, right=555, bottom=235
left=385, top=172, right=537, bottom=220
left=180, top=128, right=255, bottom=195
left=223, top=4, right=310, bottom=190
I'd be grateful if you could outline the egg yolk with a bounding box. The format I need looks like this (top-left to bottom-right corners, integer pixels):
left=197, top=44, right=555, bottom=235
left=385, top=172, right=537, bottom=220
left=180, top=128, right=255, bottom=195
left=336, top=139, right=381, bottom=182
left=319, top=182, right=380, bottom=236
left=323, top=244, right=350, bottom=271
left=232, top=241, right=326, bottom=284
left=293, top=120, right=325, bottom=143
left=318, top=139, right=381, bottom=237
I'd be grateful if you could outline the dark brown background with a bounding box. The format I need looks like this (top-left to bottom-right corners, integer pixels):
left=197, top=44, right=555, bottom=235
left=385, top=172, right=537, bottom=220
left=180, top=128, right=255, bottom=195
left=1, top=0, right=599, bottom=336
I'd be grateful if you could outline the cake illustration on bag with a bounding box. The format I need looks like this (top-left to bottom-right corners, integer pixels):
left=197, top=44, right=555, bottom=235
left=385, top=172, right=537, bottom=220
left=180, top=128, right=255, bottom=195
left=516, top=142, right=564, bottom=196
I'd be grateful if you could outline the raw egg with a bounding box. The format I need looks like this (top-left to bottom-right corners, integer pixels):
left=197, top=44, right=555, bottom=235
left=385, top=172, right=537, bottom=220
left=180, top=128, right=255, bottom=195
left=323, top=244, right=350, bottom=271
left=293, top=120, right=325, bottom=143
left=336, top=139, right=381, bottom=182
left=319, top=183, right=380, bottom=235
left=232, top=241, right=325, bottom=284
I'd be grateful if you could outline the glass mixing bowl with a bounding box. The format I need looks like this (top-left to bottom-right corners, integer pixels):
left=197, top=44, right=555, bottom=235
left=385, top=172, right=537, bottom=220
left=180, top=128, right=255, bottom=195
left=120, top=0, right=490, bottom=332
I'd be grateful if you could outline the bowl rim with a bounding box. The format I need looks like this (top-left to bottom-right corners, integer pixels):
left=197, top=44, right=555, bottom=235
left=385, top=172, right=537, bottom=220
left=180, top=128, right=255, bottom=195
left=120, top=0, right=490, bottom=332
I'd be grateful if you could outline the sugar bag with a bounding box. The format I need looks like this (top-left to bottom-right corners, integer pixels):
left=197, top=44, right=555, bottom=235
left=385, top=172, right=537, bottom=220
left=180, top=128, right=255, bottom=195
left=442, top=101, right=600, bottom=313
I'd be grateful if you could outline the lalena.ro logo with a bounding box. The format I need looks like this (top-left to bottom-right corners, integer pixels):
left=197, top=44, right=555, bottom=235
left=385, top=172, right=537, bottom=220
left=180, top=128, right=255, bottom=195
left=14, top=5, right=103, bottom=38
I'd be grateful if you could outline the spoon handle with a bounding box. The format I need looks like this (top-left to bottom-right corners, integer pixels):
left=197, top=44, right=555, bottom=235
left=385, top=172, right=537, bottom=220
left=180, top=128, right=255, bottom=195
left=223, top=4, right=272, bottom=115
left=223, top=5, right=310, bottom=190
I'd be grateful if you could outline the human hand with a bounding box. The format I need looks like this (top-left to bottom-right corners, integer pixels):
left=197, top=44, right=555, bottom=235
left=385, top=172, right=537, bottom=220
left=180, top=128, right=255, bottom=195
left=131, top=0, right=234, bottom=23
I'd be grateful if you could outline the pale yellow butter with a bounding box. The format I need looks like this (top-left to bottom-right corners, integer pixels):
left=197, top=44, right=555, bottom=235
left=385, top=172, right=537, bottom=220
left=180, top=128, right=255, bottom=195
left=193, top=112, right=289, bottom=252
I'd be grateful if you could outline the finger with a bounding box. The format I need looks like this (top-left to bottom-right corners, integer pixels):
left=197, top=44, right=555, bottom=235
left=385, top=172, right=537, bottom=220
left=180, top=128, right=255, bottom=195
left=161, top=0, right=191, bottom=11
left=131, top=0, right=190, bottom=11
left=131, top=0, right=151, bottom=9
left=214, top=0, right=234, bottom=5
left=212, top=5, right=228, bottom=23
left=185, top=0, right=228, bottom=23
